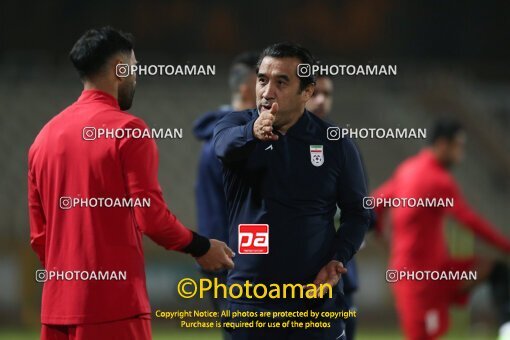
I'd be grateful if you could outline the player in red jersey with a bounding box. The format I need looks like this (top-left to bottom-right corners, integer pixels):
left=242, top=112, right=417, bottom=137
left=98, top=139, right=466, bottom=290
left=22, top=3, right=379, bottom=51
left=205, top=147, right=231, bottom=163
left=28, top=27, right=234, bottom=340
left=372, top=119, right=510, bottom=339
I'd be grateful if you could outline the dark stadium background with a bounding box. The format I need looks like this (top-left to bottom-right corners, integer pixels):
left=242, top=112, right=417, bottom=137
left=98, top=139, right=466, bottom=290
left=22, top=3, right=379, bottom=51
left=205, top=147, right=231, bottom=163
left=1, top=1, right=509, bottom=339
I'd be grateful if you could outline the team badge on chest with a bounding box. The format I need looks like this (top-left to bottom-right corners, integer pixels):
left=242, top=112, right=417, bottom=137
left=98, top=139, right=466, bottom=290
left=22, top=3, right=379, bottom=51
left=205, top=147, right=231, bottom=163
left=310, top=145, right=324, bottom=167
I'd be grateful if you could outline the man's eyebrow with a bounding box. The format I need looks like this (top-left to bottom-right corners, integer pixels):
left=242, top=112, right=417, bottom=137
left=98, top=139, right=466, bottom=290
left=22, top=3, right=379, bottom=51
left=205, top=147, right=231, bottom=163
left=257, top=72, right=291, bottom=82
left=275, top=74, right=290, bottom=81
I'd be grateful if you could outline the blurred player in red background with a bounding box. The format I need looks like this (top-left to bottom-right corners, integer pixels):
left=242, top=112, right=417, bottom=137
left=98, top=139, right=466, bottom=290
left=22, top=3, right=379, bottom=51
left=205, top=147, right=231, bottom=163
left=373, top=119, right=510, bottom=339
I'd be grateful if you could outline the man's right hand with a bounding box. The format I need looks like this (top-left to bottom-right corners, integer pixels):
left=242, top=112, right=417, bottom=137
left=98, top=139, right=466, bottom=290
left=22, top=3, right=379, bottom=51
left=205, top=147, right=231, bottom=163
left=196, top=239, right=235, bottom=271
left=253, top=103, right=279, bottom=141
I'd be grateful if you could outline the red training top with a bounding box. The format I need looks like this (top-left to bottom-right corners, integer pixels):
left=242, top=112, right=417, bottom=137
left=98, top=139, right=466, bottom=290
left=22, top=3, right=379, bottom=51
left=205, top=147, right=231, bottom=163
left=28, top=90, right=207, bottom=325
left=373, top=148, right=510, bottom=270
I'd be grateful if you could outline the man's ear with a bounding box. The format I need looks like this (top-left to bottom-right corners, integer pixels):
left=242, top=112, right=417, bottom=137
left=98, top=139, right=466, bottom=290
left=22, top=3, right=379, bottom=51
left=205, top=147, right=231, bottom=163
left=112, top=57, right=124, bottom=80
left=434, top=139, right=449, bottom=154
left=302, top=83, right=315, bottom=102
left=112, top=53, right=132, bottom=80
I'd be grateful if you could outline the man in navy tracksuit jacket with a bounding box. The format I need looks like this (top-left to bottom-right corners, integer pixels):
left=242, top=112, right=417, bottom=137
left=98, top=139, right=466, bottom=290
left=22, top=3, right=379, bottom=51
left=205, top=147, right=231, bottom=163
left=213, top=43, right=370, bottom=339
left=194, top=108, right=231, bottom=242
left=194, top=52, right=259, bottom=244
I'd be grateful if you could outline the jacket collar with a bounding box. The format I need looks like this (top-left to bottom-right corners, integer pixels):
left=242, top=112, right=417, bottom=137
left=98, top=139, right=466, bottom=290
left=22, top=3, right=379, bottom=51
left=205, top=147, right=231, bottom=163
left=77, top=89, right=120, bottom=110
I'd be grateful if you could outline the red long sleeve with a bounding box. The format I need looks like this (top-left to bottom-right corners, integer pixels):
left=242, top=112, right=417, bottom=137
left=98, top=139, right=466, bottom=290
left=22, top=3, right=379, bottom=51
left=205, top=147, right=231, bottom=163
left=118, top=117, right=192, bottom=250
left=448, top=181, right=510, bottom=253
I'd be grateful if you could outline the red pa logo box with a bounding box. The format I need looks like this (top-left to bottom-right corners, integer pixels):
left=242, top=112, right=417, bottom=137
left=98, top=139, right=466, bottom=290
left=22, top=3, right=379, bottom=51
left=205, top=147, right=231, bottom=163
left=238, top=224, right=269, bottom=254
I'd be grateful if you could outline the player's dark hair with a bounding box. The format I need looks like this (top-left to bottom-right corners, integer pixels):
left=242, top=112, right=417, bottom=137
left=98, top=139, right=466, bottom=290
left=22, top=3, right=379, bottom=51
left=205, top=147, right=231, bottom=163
left=69, top=26, right=134, bottom=79
left=229, top=51, right=259, bottom=93
left=430, top=119, right=464, bottom=144
left=257, top=42, right=316, bottom=92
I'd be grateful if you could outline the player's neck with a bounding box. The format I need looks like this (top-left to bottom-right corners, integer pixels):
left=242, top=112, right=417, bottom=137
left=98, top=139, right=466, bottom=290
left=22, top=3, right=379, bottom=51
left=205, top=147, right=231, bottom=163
left=430, top=147, right=450, bottom=169
left=83, top=81, right=118, bottom=102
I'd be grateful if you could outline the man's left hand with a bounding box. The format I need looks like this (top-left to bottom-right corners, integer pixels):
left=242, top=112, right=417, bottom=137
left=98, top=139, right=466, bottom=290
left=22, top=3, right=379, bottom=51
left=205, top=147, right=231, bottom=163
left=310, top=260, right=347, bottom=294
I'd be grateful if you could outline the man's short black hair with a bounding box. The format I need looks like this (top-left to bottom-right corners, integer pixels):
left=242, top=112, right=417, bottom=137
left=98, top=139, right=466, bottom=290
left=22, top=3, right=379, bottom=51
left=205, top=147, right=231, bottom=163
left=257, top=42, right=316, bottom=92
left=430, top=119, right=464, bottom=144
left=229, top=51, right=259, bottom=93
left=69, top=26, right=134, bottom=79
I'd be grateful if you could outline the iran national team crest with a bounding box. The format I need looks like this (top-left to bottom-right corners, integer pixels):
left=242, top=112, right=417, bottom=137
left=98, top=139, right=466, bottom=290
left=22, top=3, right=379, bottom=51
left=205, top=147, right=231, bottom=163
left=310, top=145, right=324, bottom=167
